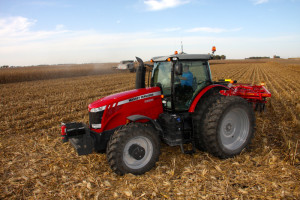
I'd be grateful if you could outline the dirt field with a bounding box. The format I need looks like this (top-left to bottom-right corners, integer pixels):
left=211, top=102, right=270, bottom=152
left=0, top=60, right=299, bottom=199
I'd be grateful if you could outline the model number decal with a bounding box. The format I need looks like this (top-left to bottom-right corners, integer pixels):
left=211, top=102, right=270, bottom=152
left=144, top=98, right=154, bottom=103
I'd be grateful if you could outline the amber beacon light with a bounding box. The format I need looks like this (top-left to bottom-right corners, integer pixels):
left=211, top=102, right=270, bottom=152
left=212, top=46, right=216, bottom=53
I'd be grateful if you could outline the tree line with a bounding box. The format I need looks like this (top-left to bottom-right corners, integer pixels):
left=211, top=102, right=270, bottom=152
left=213, top=55, right=226, bottom=60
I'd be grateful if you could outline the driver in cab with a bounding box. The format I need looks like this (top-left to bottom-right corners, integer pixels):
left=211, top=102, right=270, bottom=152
left=179, top=65, right=193, bottom=87
left=175, top=65, right=194, bottom=102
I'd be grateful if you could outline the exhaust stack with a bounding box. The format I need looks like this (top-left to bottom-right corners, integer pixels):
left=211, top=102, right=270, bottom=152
left=135, top=57, right=146, bottom=89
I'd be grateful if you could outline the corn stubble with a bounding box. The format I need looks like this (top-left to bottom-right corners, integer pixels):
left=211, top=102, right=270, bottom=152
left=0, top=60, right=299, bottom=199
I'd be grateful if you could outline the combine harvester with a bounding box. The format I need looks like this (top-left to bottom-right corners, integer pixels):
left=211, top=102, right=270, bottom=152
left=61, top=47, right=271, bottom=175
left=116, top=60, right=136, bottom=72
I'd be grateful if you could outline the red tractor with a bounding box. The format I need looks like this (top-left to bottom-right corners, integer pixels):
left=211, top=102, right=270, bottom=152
left=61, top=50, right=271, bottom=175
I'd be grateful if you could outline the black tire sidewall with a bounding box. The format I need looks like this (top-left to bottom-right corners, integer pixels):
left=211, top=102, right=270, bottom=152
left=193, top=92, right=222, bottom=150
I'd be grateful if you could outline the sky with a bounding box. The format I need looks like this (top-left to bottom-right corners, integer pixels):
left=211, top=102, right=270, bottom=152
left=0, top=0, right=300, bottom=66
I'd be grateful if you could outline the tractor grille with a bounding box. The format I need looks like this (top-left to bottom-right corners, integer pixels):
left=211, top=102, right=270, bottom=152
left=89, top=111, right=104, bottom=129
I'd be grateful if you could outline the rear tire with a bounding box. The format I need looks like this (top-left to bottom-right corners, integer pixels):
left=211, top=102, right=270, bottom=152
left=193, top=93, right=222, bottom=150
left=106, top=123, right=160, bottom=175
left=202, top=96, right=255, bottom=158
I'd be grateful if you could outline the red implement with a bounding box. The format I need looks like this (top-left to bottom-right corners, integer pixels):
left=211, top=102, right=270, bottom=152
left=220, top=84, right=272, bottom=104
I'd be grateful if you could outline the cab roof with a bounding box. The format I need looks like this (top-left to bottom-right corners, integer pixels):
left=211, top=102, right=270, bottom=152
left=151, top=54, right=213, bottom=62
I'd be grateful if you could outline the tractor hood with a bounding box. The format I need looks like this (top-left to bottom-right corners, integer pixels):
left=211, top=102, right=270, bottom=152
left=88, top=87, right=161, bottom=111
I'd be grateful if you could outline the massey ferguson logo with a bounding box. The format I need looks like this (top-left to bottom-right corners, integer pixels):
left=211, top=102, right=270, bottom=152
left=128, top=93, right=154, bottom=102
left=129, top=97, right=139, bottom=102
left=141, top=93, right=154, bottom=99
left=118, top=91, right=161, bottom=106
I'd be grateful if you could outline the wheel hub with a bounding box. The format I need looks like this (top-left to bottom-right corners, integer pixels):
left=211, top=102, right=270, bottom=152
left=225, top=123, right=232, bottom=132
left=223, top=120, right=235, bottom=138
left=128, top=144, right=145, bottom=160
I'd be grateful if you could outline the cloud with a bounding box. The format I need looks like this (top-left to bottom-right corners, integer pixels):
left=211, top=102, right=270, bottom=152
left=0, top=16, right=299, bottom=66
left=0, top=16, right=69, bottom=45
left=144, top=0, right=190, bottom=11
left=186, top=27, right=242, bottom=33
left=0, top=16, right=36, bottom=36
left=0, top=16, right=157, bottom=65
left=253, top=0, right=269, bottom=5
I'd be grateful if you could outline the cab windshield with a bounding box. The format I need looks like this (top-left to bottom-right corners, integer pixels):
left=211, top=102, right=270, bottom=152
left=151, top=61, right=172, bottom=96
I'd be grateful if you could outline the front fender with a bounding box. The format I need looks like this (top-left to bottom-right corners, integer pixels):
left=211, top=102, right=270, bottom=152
left=127, top=114, right=163, bottom=133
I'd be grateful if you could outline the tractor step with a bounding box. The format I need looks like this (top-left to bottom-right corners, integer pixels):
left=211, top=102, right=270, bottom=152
left=179, top=143, right=196, bottom=154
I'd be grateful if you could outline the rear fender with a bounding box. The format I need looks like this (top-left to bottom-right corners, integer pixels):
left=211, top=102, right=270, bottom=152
left=188, top=84, right=228, bottom=113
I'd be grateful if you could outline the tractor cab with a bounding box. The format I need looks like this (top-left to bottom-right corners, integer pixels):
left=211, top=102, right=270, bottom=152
left=150, top=54, right=213, bottom=111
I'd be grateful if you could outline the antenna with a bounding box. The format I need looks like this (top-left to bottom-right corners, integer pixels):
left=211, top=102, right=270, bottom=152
left=181, top=41, right=183, bottom=54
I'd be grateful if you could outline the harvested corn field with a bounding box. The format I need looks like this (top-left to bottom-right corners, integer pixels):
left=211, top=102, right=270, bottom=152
left=0, top=60, right=299, bottom=199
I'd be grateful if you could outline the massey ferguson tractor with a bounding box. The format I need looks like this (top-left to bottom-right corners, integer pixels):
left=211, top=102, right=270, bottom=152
left=61, top=48, right=271, bottom=175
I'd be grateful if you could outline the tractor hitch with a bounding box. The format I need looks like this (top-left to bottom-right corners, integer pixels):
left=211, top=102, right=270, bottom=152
left=61, top=122, right=95, bottom=155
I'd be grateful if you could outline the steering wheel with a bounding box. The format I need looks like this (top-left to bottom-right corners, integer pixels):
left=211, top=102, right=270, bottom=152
left=197, top=81, right=206, bottom=85
left=175, top=76, right=181, bottom=83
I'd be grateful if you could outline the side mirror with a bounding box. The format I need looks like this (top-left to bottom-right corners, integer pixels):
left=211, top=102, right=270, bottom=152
left=175, top=62, right=183, bottom=75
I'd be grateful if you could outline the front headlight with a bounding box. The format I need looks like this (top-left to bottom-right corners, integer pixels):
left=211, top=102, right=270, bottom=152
left=90, top=105, right=106, bottom=113
left=89, top=105, right=106, bottom=129
left=91, top=124, right=102, bottom=129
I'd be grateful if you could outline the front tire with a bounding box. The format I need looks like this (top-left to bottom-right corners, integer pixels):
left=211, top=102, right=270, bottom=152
left=202, top=96, right=255, bottom=158
left=107, top=123, right=160, bottom=175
